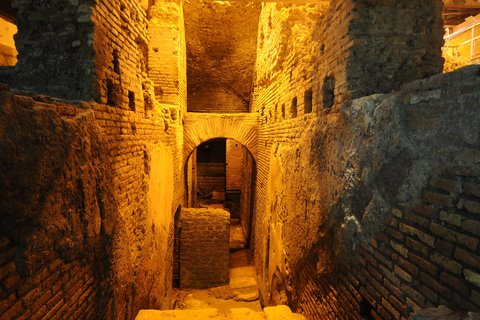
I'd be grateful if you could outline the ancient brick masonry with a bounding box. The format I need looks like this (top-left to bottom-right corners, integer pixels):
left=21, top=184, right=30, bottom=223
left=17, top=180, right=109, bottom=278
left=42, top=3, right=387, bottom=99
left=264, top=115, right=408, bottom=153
left=1, top=0, right=480, bottom=319
left=0, top=69, right=184, bottom=319
left=179, top=208, right=230, bottom=289
left=259, top=66, right=480, bottom=320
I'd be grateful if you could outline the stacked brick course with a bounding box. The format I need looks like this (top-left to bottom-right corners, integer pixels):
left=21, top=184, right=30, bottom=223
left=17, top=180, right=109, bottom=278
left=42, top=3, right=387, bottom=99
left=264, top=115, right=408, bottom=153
left=253, top=65, right=480, bottom=319
left=0, top=237, right=104, bottom=320
left=179, top=208, right=230, bottom=289
left=2, top=1, right=480, bottom=320
left=91, top=0, right=149, bottom=110
left=148, top=0, right=187, bottom=109
left=0, top=67, right=185, bottom=319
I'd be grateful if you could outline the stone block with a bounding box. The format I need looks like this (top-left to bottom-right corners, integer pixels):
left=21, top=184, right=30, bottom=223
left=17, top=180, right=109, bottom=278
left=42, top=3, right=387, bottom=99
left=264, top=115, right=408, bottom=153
left=179, top=208, right=230, bottom=289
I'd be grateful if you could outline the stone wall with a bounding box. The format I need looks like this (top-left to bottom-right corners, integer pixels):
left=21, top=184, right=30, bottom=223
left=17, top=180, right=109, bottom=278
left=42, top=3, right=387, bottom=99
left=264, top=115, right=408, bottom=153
left=179, top=208, right=230, bottom=289
left=252, top=65, right=480, bottom=319
left=347, top=0, right=445, bottom=99
left=0, top=78, right=185, bottom=319
left=3, top=0, right=96, bottom=100
left=250, top=0, right=447, bottom=312
left=184, top=1, right=261, bottom=113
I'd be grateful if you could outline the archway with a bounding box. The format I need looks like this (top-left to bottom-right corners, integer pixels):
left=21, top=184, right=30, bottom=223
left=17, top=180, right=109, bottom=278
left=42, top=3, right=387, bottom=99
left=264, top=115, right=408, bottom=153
left=184, top=137, right=257, bottom=247
left=183, top=112, right=259, bottom=164
left=173, top=137, right=257, bottom=289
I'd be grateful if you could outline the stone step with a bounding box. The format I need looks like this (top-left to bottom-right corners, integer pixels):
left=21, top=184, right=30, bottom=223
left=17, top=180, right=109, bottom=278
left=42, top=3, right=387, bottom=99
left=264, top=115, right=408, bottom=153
left=135, top=305, right=306, bottom=320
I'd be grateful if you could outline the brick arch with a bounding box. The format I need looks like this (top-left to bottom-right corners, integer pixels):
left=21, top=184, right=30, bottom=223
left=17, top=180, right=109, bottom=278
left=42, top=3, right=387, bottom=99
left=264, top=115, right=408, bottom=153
left=183, top=113, right=259, bottom=162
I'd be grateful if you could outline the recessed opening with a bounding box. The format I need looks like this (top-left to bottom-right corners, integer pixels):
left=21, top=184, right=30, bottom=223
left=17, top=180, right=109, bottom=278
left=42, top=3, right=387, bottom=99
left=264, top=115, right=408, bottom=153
left=107, top=79, right=115, bottom=105
left=128, top=91, right=135, bottom=112
left=291, top=97, right=297, bottom=118
left=304, top=89, right=313, bottom=114
left=359, top=298, right=374, bottom=320
left=323, top=75, right=335, bottom=109
left=113, top=50, right=120, bottom=74
left=281, top=104, right=285, bottom=119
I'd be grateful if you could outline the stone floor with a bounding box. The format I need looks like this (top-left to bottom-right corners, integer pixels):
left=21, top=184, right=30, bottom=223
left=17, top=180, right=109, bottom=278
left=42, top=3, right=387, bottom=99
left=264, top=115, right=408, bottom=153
left=174, top=250, right=261, bottom=313
left=135, top=250, right=306, bottom=319
left=230, top=222, right=246, bottom=249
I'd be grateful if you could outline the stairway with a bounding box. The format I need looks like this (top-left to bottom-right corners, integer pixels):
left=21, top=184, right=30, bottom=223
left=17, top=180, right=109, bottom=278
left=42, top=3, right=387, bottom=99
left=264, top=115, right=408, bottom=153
left=135, top=250, right=306, bottom=319
left=135, top=305, right=306, bottom=320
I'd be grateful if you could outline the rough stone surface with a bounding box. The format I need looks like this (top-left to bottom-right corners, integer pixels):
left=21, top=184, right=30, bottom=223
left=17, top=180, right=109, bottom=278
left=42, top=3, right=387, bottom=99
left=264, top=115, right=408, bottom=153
left=184, top=1, right=260, bottom=113
left=0, top=81, right=184, bottom=319
left=2, top=0, right=480, bottom=320
left=408, top=306, right=472, bottom=320
left=253, top=64, right=480, bottom=318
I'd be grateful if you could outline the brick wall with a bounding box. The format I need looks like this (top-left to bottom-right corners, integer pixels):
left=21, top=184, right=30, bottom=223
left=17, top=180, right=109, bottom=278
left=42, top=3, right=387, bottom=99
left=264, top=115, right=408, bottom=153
left=179, top=208, right=230, bottom=289
left=91, top=0, right=149, bottom=109
left=347, top=0, right=445, bottom=99
left=148, top=0, right=187, bottom=109
left=251, top=64, right=480, bottom=319
left=0, top=237, right=104, bottom=320
left=197, top=163, right=226, bottom=195
left=250, top=0, right=447, bottom=311
left=0, top=80, right=185, bottom=319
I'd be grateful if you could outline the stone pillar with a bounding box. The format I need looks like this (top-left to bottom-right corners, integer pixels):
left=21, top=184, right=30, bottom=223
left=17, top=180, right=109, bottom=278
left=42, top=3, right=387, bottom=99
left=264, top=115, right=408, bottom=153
left=179, top=208, right=230, bottom=289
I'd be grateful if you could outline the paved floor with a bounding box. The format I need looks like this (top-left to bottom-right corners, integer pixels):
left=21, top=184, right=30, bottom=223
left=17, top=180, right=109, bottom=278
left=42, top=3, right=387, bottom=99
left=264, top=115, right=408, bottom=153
left=135, top=250, right=306, bottom=319
left=174, top=250, right=261, bottom=314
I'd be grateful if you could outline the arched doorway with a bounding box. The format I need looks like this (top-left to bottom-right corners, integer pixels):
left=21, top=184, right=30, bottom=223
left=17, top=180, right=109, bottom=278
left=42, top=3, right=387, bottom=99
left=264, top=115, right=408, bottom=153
left=185, top=137, right=256, bottom=248
left=173, top=137, right=257, bottom=289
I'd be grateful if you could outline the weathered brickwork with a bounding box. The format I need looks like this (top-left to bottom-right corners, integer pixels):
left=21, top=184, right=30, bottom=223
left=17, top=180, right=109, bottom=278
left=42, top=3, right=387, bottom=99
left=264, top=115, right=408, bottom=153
left=197, top=163, right=226, bottom=195
left=0, top=238, right=104, bottom=320
left=148, top=0, right=187, bottom=109
left=179, top=208, right=230, bottom=289
left=2, top=1, right=480, bottom=320
left=183, top=113, right=259, bottom=162
left=253, top=65, right=480, bottom=319
left=347, top=0, right=445, bottom=98
left=91, top=0, right=149, bottom=110
left=0, top=79, right=185, bottom=319
left=251, top=1, right=447, bottom=316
